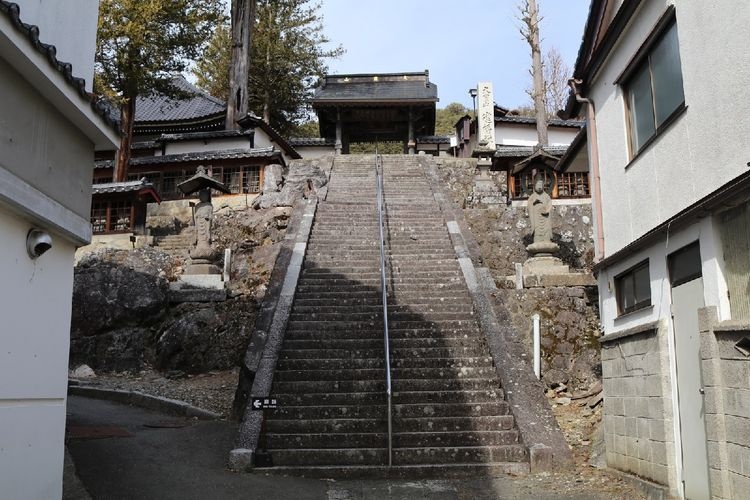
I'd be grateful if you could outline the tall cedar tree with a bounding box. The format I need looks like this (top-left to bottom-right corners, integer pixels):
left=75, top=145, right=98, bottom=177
left=96, top=0, right=223, bottom=181
left=226, top=0, right=256, bottom=130
left=193, top=0, right=343, bottom=136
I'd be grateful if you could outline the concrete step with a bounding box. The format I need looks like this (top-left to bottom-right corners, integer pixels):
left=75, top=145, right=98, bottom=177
left=278, top=345, right=488, bottom=360
left=264, top=417, right=386, bottom=434
left=393, top=415, right=514, bottom=432
left=272, top=378, right=499, bottom=395
left=269, top=389, right=505, bottom=407
left=392, top=445, right=528, bottom=465
left=273, top=366, right=499, bottom=383
left=264, top=430, right=519, bottom=450
left=284, top=319, right=479, bottom=332
left=252, top=462, right=530, bottom=479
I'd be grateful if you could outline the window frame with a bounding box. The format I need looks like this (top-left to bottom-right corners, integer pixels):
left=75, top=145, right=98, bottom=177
left=615, top=259, right=652, bottom=316
left=618, top=7, right=685, bottom=159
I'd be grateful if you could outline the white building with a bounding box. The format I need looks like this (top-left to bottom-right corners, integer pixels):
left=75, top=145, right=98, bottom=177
left=562, top=1, right=750, bottom=498
left=0, top=1, right=119, bottom=497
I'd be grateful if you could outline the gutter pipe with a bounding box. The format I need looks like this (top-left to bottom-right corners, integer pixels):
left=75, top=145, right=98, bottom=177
left=569, top=78, right=605, bottom=262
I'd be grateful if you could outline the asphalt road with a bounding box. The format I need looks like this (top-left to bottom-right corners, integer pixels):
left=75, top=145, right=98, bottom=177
left=65, top=396, right=638, bottom=500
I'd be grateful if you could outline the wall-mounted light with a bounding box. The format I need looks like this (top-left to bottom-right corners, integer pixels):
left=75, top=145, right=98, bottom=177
left=26, top=229, right=52, bottom=259
left=469, top=88, right=478, bottom=116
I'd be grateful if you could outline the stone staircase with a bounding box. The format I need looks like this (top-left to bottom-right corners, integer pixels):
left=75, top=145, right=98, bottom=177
left=258, top=154, right=529, bottom=476
left=152, top=232, right=192, bottom=257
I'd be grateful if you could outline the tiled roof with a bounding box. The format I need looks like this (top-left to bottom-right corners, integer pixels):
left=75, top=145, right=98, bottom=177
left=237, top=113, right=301, bottom=159
left=494, top=145, right=568, bottom=158
left=289, top=137, right=336, bottom=146
left=0, top=1, right=119, bottom=133
left=495, top=115, right=584, bottom=128
left=313, top=72, right=438, bottom=103
left=416, top=135, right=450, bottom=144
left=158, top=129, right=253, bottom=142
left=134, top=75, right=226, bottom=123
left=92, top=179, right=154, bottom=195
left=94, top=147, right=279, bottom=169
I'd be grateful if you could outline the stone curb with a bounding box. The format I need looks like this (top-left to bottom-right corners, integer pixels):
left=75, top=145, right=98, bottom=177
left=230, top=196, right=318, bottom=467
left=425, top=160, right=574, bottom=471
left=610, top=469, right=673, bottom=499
left=68, top=383, right=221, bottom=420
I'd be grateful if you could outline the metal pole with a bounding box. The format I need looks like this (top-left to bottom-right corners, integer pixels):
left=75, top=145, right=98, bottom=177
left=375, top=151, right=392, bottom=466
left=533, top=313, right=541, bottom=379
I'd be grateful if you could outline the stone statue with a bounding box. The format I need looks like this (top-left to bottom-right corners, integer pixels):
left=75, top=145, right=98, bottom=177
left=526, top=171, right=559, bottom=256
left=528, top=173, right=553, bottom=244
left=191, top=188, right=214, bottom=260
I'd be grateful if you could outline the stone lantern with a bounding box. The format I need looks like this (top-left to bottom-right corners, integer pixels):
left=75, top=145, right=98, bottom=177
left=177, top=165, right=230, bottom=276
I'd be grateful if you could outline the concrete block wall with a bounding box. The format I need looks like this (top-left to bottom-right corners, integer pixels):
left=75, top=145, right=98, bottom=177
left=600, top=323, right=677, bottom=487
left=699, top=307, right=750, bottom=499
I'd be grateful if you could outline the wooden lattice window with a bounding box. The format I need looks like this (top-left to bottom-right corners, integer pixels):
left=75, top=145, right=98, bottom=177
left=244, top=166, right=261, bottom=193
left=90, top=199, right=133, bottom=234
left=90, top=201, right=108, bottom=233
left=557, top=172, right=590, bottom=198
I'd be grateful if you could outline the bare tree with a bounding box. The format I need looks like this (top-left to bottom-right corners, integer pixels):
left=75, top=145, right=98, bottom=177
left=518, top=0, right=548, bottom=146
left=543, top=46, right=571, bottom=118
left=226, top=0, right=256, bottom=130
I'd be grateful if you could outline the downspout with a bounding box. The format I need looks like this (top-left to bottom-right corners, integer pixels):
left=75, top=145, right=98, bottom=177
left=569, top=78, right=605, bottom=261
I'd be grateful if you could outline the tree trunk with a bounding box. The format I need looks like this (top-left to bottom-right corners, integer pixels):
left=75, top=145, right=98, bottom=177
left=526, top=0, right=548, bottom=146
left=262, top=6, right=272, bottom=125
left=226, top=0, right=256, bottom=130
left=114, top=97, right=135, bottom=182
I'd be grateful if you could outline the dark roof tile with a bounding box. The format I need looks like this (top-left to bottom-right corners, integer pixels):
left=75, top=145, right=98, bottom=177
left=289, top=137, right=336, bottom=146
left=313, top=72, right=438, bottom=103
left=135, top=76, right=226, bottom=123
left=495, top=114, right=584, bottom=128
left=94, top=147, right=279, bottom=169
left=0, top=1, right=120, bottom=133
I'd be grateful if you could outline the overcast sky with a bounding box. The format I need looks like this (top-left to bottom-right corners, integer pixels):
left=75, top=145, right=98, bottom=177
left=317, top=0, right=591, bottom=110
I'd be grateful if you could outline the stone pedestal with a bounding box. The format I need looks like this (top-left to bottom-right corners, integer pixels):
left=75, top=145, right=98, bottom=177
left=522, top=255, right=570, bottom=276
left=526, top=241, right=560, bottom=257
left=472, top=157, right=505, bottom=205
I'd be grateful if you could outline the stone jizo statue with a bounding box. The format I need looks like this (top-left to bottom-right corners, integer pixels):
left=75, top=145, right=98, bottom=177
left=191, top=187, right=214, bottom=260
left=177, top=165, right=230, bottom=271
left=526, top=172, right=559, bottom=256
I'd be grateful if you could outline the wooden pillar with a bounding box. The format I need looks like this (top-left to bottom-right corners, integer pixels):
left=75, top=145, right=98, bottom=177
left=407, top=107, right=415, bottom=155
left=335, top=108, right=343, bottom=155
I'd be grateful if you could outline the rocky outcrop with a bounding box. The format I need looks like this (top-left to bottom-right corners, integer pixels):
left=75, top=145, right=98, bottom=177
left=154, top=301, right=254, bottom=374
left=70, top=203, right=289, bottom=374
left=252, top=158, right=331, bottom=209
left=71, top=248, right=177, bottom=338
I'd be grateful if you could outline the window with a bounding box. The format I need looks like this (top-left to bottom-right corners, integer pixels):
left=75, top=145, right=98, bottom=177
left=90, top=199, right=133, bottom=234
left=615, top=260, right=651, bottom=315
left=511, top=170, right=554, bottom=199
left=624, top=17, right=684, bottom=155
left=557, top=172, right=590, bottom=198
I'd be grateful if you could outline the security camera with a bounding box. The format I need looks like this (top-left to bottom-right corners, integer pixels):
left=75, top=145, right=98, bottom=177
left=27, top=229, right=52, bottom=259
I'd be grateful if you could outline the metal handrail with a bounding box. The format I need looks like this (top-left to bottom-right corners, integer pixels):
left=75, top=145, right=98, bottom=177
left=375, top=151, right=393, bottom=467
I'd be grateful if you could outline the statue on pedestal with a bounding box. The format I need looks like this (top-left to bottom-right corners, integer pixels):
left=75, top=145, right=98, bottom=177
left=526, top=171, right=559, bottom=256
left=177, top=166, right=230, bottom=274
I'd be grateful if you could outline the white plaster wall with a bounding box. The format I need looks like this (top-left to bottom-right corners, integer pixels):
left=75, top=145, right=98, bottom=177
left=253, top=129, right=294, bottom=162
left=598, top=217, right=730, bottom=335
left=295, top=145, right=335, bottom=159
left=590, top=0, right=750, bottom=256
left=0, top=207, right=75, bottom=500
left=164, top=137, right=252, bottom=155
left=14, top=0, right=98, bottom=91
left=495, top=123, right=578, bottom=146
left=0, top=57, right=95, bottom=219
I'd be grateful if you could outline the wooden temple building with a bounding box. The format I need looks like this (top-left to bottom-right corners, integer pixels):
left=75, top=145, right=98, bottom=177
left=311, top=71, right=439, bottom=154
